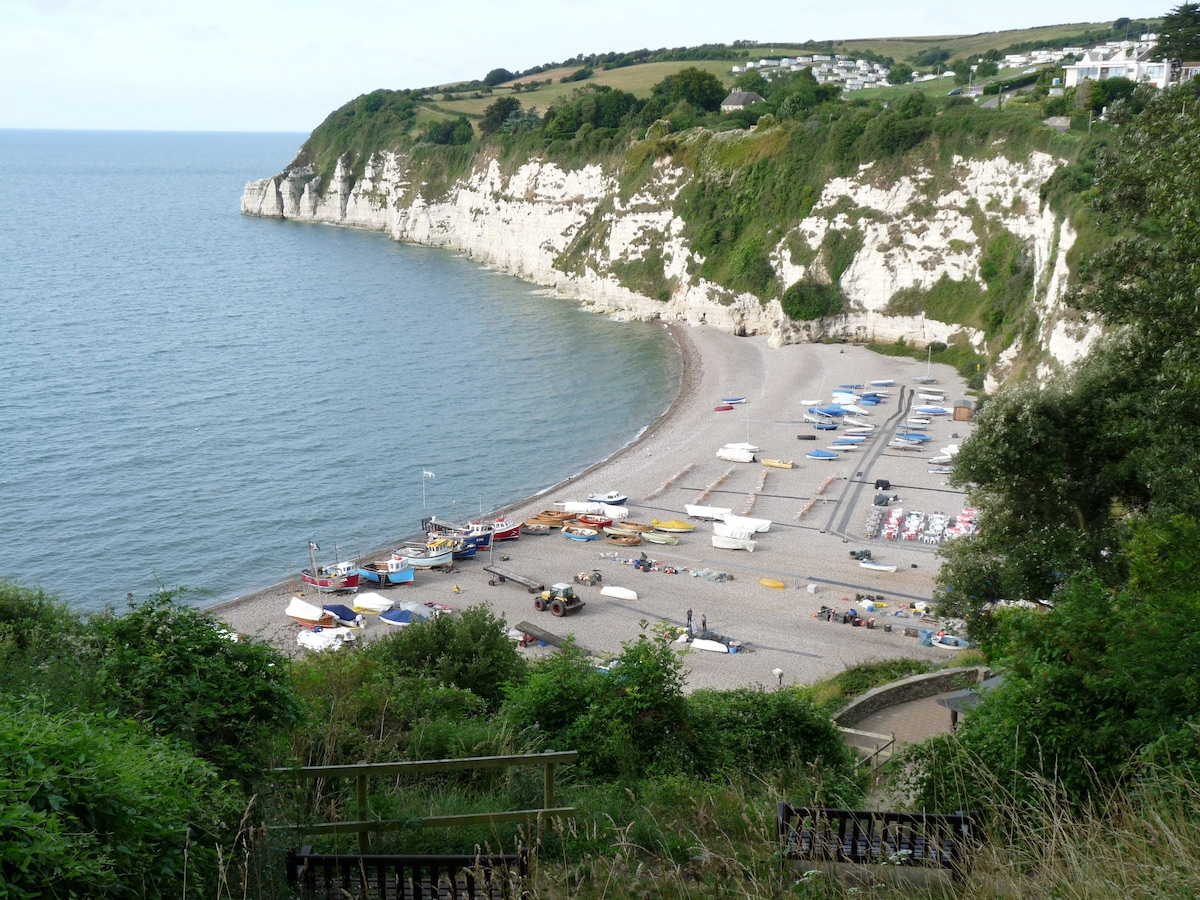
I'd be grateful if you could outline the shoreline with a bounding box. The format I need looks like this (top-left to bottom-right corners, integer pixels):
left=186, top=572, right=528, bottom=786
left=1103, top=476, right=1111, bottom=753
left=213, top=324, right=974, bottom=691
left=207, top=321, right=693, bottom=618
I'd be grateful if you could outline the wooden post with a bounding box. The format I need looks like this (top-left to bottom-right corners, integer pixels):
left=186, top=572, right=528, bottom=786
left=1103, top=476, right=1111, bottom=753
left=357, top=771, right=368, bottom=854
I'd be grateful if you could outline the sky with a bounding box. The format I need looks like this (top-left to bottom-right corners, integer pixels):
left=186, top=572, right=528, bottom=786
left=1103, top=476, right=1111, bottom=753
left=1, top=0, right=1169, bottom=133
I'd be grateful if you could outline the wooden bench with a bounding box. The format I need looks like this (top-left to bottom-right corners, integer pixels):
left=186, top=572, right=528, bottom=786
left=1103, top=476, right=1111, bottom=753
left=286, top=846, right=529, bottom=899
left=777, top=805, right=976, bottom=881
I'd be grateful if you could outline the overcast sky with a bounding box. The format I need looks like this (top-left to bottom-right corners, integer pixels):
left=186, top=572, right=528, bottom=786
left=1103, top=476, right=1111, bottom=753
left=1, top=1, right=1168, bottom=132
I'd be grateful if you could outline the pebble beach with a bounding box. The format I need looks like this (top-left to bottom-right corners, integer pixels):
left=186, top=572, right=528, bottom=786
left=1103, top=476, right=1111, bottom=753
left=211, top=325, right=974, bottom=691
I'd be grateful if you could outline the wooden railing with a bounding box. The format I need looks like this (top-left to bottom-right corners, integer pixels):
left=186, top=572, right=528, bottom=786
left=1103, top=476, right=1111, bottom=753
left=270, top=751, right=578, bottom=852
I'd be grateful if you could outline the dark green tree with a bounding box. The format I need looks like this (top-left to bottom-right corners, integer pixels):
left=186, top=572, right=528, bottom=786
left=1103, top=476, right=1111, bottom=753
left=483, top=67, right=516, bottom=86
left=653, top=66, right=728, bottom=112
left=478, top=96, right=522, bottom=136
left=734, top=69, right=769, bottom=95
left=887, top=62, right=914, bottom=85
left=1153, top=3, right=1200, bottom=70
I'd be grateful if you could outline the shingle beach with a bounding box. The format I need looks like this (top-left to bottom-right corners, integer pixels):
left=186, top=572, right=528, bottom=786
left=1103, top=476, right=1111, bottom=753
left=211, top=325, right=973, bottom=690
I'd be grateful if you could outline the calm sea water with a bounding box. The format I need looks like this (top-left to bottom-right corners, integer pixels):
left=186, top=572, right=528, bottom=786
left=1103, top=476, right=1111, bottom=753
left=0, top=130, right=680, bottom=611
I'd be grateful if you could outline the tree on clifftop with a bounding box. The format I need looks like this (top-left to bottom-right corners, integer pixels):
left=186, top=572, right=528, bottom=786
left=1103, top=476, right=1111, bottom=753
left=653, top=66, right=727, bottom=112
left=478, top=96, right=521, bottom=137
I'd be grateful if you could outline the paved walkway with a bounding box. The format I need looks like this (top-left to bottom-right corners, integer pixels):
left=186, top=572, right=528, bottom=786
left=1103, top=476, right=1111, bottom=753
left=851, top=694, right=957, bottom=746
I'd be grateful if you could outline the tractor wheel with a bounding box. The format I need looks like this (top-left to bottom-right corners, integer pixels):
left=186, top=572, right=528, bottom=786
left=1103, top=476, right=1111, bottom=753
left=550, top=600, right=565, bottom=617
left=533, top=597, right=546, bottom=612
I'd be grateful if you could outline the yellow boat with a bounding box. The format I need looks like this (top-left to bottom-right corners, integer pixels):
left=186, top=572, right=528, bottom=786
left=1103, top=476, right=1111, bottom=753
left=762, top=458, right=795, bottom=469
left=652, top=519, right=696, bottom=533
left=759, top=578, right=786, bottom=589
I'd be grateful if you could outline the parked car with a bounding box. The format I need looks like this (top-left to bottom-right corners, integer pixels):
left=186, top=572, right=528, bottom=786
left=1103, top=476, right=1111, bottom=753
left=948, top=87, right=963, bottom=95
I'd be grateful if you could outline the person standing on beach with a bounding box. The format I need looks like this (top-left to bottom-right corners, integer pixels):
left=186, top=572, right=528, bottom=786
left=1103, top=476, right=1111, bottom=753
left=686, top=608, right=694, bottom=634
left=701, top=613, right=707, bottom=633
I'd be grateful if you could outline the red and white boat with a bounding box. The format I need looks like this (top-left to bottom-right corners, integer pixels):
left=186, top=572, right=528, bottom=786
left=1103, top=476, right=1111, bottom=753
left=300, top=542, right=360, bottom=593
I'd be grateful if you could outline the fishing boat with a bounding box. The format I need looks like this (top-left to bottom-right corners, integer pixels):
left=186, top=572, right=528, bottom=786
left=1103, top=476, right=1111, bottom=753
left=721, top=513, right=771, bottom=533
left=575, top=513, right=613, bottom=531
left=711, top=534, right=756, bottom=552
left=652, top=519, right=695, bottom=533
left=806, top=448, right=838, bottom=460
left=619, top=520, right=654, bottom=532
left=860, top=560, right=898, bottom=573
left=356, top=558, right=416, bottom=587
left=713, top=521, right=755, bottom=540
left=300, top=542, right=360, bottom=594
left=391, top=543, right=454, bottom=568
left=421, top=516, right=494, bottom=551
left=427, top=536, right=477, bottom=560
left=587, top=490, right=628, bottom=506
left=322, top=604, right=365, bottom=628
left=604, top=531, right=642, bottom=547
left=352, top=592, right=395, bottom=615
left=761, top=458, right=795, bottom=469
left=640, top=530, right=679, bottom=545
left=600, top=585, right=638, bottom=601
left=532, top=509, right=576, bottom=526
left=285, top=596, right=337, bottom=629
left=521, top=520, right=552, bottom=535
left=562, top=524, right=600, bottom=541
left=685, top=504, right=732, bottom=520
left=716, top=446, right=755, bottom=463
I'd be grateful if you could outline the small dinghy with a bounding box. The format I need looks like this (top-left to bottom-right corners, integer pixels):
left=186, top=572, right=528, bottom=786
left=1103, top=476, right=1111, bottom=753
left=806, top=448, right=838, bottom=460
left=600, top=586, right=638, bottom=601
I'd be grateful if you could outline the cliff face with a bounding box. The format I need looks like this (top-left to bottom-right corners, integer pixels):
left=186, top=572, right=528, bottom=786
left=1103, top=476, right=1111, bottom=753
left=242, top=136, right=1099, bottom=382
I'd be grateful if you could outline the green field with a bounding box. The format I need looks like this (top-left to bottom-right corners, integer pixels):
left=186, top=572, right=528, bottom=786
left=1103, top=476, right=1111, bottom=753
left=424, top=60, right=736, bottom=119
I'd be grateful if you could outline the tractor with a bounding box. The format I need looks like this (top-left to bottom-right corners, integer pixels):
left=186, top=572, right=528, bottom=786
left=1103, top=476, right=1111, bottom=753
left=535, top=583, right=586, bottom=617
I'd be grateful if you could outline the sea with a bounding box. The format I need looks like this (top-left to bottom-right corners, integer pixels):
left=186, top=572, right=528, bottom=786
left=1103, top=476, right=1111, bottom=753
left=0, top=130, right=681, bottom=613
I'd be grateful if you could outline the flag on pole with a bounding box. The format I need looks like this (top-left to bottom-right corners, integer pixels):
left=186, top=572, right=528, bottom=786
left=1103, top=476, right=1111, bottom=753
left=308, top=541, right=320, bottom=551
left=423, top=470, right=436, bottom=478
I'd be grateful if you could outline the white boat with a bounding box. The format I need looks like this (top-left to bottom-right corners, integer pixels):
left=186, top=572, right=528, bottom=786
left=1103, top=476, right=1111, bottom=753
left=600, top=504, right=629, bottom=520
left=712, top=534, right=756, bottom=551
left=869, top=379, right=895, bottom=387
left=391, top=543, right=454, bottom=568
left=600, top=586, right=638, bottom=601
left=906, top=417, right=932, bottom=426
left=860, top=560, right=897, bottom=572
left=914, top=405, right=951, bottom=416
left=716, top=446, right=755, bottom=463
left=352, top=592, right=394, bottom=614
left=285, top=596, right=336, bottom=629
left=297, top=627, right=357, bottom=652
left=843, top=416, right=874, bottom=428
left=918, top=392, right=946, bottom=402
left=686, top=504, right=732, bottom=520
left=640, top=530, right=679, bottom=545
left=723, top=442, right=761, bottom=452
left=555, top=500, right=606, bottom=514
left=587, top=491, right=628, bottom=505
left=691, top=638, right=730, bottom=653
left=841, top=404, right=872, bottom=416
left=803, top=413, right=834, bottom=425
left=720, top=513, right=771, bottom=533
left=713, top=521, right=755, bottom=540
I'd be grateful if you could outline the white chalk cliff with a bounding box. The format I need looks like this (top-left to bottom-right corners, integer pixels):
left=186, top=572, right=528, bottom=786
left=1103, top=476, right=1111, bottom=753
left=242, top=131, right=1100, bottom=381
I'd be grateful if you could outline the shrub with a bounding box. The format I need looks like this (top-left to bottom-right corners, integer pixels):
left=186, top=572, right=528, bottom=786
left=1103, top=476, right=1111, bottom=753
left=86, top=593, right=299, bottom=786
left=0, top=698, right=241, bottom=898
